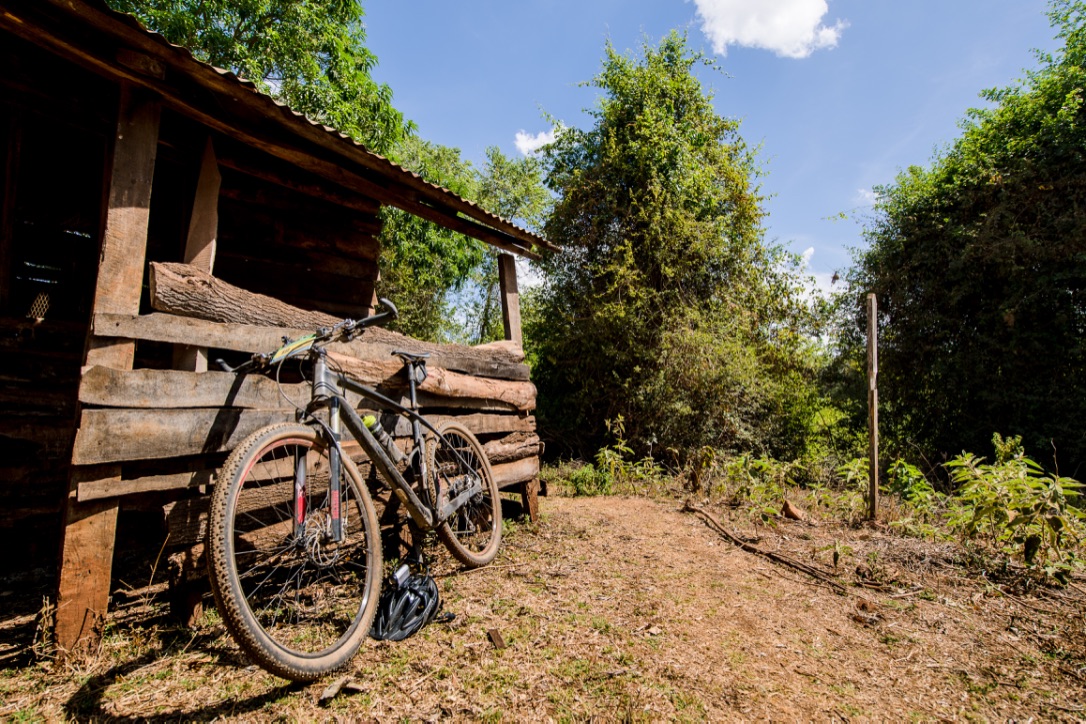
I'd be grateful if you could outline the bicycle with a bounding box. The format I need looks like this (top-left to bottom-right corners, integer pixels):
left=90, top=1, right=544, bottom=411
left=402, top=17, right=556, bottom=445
left=206, top=299, right=501, bottom=681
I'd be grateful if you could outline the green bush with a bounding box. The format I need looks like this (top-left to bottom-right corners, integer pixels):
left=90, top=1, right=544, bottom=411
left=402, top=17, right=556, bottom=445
left=947, top=435, right=1085, bottom=581
left=568, top=463, right=613, bottom=497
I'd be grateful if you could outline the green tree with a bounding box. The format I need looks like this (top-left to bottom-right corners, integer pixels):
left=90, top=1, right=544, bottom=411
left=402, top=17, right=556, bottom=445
left=378, top=136, right=484, bottom=341
left=107, top=0, right=411, bottom=154
left=378, top=141, right=550, bottom=343
left=532, top=32, right=820, bottom=459
left=846, top=0, right=1086, bottom=473
left=463, top=147, right=550, bottom=344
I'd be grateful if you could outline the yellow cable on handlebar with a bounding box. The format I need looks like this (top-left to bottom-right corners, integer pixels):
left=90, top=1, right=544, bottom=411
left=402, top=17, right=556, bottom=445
left=268, top=334, right=317, bottom=365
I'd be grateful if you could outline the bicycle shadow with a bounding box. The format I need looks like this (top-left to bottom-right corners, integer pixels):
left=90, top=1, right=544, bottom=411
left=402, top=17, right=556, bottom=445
left=62, top=641, right=304, bottom=721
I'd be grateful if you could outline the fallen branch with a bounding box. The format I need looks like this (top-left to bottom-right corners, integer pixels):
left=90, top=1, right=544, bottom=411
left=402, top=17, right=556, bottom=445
left=682, top=502, right=847, bottom=594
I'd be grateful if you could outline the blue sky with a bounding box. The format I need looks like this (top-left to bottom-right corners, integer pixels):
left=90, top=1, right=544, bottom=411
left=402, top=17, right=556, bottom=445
left=363, top=1, right=1061, bottom=290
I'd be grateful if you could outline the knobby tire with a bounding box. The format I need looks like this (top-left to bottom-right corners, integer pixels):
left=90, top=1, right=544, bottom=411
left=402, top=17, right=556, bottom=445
left=208, top=423, right=382, bottom=682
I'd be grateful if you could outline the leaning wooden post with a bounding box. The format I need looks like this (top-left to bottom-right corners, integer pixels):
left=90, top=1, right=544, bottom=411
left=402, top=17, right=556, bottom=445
left=867, top=293, right=879, bottom=521
left=56, top=85, right=161, bottom=654
left=496, top=252, right=538, bottom=520
left=497, top=253, right=523, bottom=347
left=172, top=137, right=220, bottom=373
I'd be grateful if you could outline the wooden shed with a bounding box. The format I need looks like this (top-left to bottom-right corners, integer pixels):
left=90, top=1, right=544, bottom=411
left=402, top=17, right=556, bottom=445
left=0, top=0, right=555, bottom=653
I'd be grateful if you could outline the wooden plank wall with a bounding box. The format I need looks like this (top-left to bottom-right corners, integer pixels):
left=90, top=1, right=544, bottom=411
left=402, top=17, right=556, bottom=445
left=0, top=36, right=115, bottom=574
left=80, top=310, right=541, bottom=545
left=80, top=314, right=539, bottom=483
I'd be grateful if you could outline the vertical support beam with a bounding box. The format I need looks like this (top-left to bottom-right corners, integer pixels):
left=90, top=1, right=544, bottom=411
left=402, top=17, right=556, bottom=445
left=0, top=113, right=20, bottom=311
left=520, top=478, right=540, bottom=523
left=184, top=137, right=220, bottom=272
left=56, top=86, right=161, bottom=655
left=497, top=253, right=522, bottom=346
left=173, top=137, right=220, bottom=372
left=867, top=293, right=879, bottom=521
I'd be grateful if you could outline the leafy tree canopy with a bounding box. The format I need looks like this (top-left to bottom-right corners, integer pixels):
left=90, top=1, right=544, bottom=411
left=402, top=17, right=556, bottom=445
left=107, top=0, right=411, bottom=154
left=110, top=1, right=551, bottom=343
left=846, top=0, right=1086, bottom=474
left=532, top=32, right=820, bottom=459
left=381, top=140, right=550, bottom=343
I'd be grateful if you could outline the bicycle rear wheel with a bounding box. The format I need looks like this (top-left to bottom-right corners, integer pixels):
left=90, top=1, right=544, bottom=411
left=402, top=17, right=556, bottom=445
left=208, top=423, right=382, bottom=682
left=427, top=421, right=502, bottom=568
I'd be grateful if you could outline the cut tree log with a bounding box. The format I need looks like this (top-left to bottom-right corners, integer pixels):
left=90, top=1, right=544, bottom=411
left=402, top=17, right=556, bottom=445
left=482, top=431, right=541, bottom=465
left=146, top=262, right=529, bottom=377
left=326, top=352, right=536, bottom=411
left=150, top=260, right=340, bottom=329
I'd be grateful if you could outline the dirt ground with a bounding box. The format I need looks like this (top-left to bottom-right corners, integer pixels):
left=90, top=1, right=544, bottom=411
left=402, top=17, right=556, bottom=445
left=3, top=494, right=1085, bottom=721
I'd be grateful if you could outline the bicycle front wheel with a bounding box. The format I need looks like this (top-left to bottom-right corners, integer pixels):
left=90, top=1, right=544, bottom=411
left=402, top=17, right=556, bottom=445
left=427, top=421, right=502, bottom=568
left=208, top=423, right=382, bottom=682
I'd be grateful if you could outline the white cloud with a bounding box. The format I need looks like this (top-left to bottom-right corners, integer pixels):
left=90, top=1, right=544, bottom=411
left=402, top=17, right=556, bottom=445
left=855, top=188, right=878, bottom=206
left=691, top=0, right=847, bottom=59
left=801, top=246, right=815, bottom=267
left=514, top=128, right=557, bottom=156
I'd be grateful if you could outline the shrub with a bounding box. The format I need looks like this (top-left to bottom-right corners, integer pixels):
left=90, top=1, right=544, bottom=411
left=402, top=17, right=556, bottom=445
left=947, top=435, right=1085, bottom=581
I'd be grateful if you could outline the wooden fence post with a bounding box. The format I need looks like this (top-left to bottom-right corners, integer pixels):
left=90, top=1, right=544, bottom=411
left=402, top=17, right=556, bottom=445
left=56, top=85, right=161, bottom=654
left=497, top=253, right=522, bottom=347
left=172, top=136, right=220, bottom=373
left=867, top=293, right=879, bottom=521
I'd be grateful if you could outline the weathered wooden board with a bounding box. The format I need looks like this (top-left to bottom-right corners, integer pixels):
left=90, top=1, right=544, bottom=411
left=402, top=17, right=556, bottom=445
left=163, top=454, right=542, bottom=546
left=387, top=412, right=536, bottom=438
left=492, top=456, right=540, bottom=488
left=79, top=469, right=214, bottom=502
left=78, top=365, right=527, bottom=420
left=95, top=312, right=296, bottom=354
left=78, top=426, right=541, bottom=501
left=57, top=86, right=161, bottom=654
left=71, top=408, right=294, bottom=465
left=78, top=366, right=308, bottom=410
left=498, top=253, right=523, bottom=346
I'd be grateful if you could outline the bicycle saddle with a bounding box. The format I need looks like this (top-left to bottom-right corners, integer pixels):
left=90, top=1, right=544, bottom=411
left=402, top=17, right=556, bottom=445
left=391, top=349, right=431, bottom=363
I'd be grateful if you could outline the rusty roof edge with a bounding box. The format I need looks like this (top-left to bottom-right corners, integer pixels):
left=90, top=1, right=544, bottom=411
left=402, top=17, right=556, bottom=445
left=51, top=0, right=560, bottom=257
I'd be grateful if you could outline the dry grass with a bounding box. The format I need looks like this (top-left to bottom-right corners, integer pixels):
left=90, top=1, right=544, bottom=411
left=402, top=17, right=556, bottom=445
left=2, top=493, right=1085, bottom=721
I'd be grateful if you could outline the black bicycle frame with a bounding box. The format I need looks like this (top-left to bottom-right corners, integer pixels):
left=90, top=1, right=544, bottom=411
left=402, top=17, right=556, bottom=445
left=309, top=351, right=483, bottom=536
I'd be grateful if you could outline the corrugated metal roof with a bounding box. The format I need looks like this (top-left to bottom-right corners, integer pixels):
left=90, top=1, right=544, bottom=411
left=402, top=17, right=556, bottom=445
left=17, top=0, right=558, bottom=257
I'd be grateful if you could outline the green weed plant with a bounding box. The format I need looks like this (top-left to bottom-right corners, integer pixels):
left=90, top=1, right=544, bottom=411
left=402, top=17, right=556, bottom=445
left=946, top=435, right=1085, bottom=581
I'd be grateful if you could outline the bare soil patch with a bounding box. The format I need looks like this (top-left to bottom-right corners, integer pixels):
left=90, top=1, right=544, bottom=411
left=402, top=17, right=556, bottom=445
left=2, top=494, right=1085, bottom=721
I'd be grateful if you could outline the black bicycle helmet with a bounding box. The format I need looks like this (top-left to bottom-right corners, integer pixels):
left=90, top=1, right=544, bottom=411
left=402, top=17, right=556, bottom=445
left=369, top=571, right=441, bottom=642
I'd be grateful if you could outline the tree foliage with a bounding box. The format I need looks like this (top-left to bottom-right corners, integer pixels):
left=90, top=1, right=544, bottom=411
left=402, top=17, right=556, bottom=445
left=846, top=0, right=1086, bottom=474
left=531, top=33, right=820, bottom=460
left=109, top=1, right=550, bottom=343
left=461, top=147, right=550, bottom=345
left=380, top=141, right=549, bottom=343
left=107, top=0, right=411, bottom=154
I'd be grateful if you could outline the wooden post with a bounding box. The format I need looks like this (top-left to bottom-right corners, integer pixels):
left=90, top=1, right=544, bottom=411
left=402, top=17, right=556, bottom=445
left=0, top=114, right=20, bottom=311
left=520, top=478, right=540, bottom=523
left=173, top=137, right=220, bottom=373
left=56, top=86, right=161, bottom=654
left=867, top=293, right=879, bottom=521
left=496, top=253, right=536, bottom=518
left=497, top=253, right=522, bottom=346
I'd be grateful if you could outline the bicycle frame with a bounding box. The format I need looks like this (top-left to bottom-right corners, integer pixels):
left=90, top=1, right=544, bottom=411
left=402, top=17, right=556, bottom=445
left=308, top=351, right=483, bottom=535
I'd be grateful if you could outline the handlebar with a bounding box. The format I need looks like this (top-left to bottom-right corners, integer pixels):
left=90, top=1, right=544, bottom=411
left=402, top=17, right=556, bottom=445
left=345, top=297, right=398, bottom=339
left=215, top=298, right=399, bottom=373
